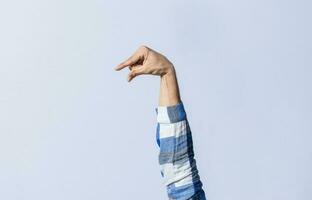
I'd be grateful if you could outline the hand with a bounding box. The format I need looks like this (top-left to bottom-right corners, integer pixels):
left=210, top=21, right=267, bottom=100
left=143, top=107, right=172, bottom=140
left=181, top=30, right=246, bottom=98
left=114, top=45, right=175, bottom=82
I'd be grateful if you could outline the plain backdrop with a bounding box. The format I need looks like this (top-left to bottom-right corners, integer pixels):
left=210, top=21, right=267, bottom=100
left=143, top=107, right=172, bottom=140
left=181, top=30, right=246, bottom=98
left=0, top=0, right=311, bottom=200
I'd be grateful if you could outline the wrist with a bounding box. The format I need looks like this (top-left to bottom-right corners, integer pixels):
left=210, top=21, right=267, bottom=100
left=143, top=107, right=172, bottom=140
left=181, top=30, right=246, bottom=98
left=162, top=64, right=175, bottom=78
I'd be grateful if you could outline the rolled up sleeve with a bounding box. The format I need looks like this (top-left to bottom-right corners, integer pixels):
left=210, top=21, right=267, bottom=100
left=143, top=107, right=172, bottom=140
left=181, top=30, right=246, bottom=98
left=155, top=102, right=206, bottom=200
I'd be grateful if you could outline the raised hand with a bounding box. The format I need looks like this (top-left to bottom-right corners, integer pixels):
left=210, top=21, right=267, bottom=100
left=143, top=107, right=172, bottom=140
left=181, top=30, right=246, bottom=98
left=114, top=46, right=174, bottom=82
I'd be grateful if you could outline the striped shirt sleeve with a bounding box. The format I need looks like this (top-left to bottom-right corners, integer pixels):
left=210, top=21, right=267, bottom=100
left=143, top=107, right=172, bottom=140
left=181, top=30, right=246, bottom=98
left=155, top=102, right=206, bottom=200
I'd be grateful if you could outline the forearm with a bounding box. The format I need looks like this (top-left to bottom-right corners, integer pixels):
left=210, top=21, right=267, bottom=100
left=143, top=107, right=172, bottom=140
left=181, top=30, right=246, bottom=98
left=156, top=67, right=206, bottom=200
left=159, top=66, right=181, bottom=106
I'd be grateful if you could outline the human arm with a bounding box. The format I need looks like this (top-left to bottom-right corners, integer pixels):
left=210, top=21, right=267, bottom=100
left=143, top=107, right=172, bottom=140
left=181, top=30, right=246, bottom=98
left=115, top=46, right=206, bottom=200
left=156, top=64, right=206, bottom=200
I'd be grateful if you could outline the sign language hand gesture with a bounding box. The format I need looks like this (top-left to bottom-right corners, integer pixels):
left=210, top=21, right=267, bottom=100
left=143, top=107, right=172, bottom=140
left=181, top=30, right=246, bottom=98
left=115, top=46, right=174, bottom=82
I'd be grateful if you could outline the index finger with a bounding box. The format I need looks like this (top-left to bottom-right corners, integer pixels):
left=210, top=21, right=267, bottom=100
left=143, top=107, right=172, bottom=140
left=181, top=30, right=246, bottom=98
left=114, top=46, right=149, bottom=71
left=114, top=56, right=138, bottom=71
left=115, top=50, right=144, bottom=71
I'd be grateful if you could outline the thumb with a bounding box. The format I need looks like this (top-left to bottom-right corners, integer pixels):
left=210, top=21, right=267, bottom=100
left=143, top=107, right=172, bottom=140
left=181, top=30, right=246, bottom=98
left=127, top=67, right=144, bottom=82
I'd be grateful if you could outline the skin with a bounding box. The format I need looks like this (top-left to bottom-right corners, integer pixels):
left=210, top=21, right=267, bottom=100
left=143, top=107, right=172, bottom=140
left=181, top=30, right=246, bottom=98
left=115, top=45, right=182, bottom=107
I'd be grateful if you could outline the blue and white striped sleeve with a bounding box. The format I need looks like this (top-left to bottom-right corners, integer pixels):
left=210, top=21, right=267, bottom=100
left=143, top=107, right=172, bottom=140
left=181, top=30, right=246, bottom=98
left=155, top=102, right=206, bottom=200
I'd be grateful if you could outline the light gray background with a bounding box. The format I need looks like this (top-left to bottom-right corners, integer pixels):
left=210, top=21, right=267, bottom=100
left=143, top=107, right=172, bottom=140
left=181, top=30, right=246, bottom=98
left=0, top=0, right=311, bottom=199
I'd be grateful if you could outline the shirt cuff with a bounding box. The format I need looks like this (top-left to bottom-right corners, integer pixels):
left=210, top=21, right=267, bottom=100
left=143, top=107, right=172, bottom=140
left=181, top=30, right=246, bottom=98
left=155, top=102, right=187, bottom=123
